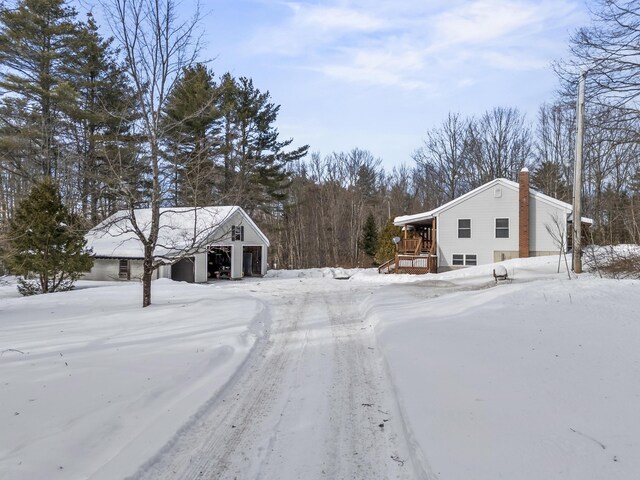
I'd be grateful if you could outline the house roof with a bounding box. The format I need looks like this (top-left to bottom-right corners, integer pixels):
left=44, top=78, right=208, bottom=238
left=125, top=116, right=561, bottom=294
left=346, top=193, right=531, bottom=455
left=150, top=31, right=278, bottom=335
left=86, top=206, right=270, bottom=259
left=394, top=178, right=593, bottom=226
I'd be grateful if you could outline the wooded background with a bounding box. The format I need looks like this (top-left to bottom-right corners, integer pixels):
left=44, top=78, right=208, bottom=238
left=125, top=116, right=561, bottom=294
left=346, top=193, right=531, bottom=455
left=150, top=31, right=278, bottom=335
left=1, top=0, right=638, bottom=270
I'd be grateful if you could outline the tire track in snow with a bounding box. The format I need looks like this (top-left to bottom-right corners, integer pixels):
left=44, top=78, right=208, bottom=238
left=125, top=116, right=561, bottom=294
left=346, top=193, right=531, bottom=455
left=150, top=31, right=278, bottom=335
left=130, top=291, right=310, bottom=480
left=130, top=280, right=432, bottom=479
left=321, top=288, right=427, bottom=480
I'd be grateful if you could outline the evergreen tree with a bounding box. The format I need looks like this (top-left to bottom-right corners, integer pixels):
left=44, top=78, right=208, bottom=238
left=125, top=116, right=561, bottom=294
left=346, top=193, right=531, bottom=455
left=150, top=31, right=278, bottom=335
left=3, top=178, right=93, bottom=295
left=531, top=161, right=570, bottom=202
left=67, top=13, right=139, bottom=221
left=0, top=0, right=80, bottom=178
left=215, top=74, right=309, bottom=213
left=163, top=64, right=219, bottom=206
left=375, top=219, right=402, bottom=265
left=360, top=212, right=378, bottom=258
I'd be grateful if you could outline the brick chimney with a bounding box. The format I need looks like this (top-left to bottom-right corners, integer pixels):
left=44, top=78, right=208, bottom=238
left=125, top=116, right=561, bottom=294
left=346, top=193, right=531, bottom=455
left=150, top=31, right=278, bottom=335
left=519, top=168, right=530, bottom=258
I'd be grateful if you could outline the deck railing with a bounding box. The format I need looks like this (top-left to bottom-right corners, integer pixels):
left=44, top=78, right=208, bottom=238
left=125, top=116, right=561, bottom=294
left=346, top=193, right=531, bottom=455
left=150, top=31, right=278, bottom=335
left=378, top=253, right=438, bottom=274
left=399, top=238, right=422, bottom=254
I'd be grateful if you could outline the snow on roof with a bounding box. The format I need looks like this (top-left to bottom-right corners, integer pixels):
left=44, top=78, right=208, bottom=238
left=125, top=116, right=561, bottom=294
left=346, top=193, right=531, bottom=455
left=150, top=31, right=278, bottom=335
left=394, top=178, right=593, bottom=225
left=86, top=206, right=267, bottom=258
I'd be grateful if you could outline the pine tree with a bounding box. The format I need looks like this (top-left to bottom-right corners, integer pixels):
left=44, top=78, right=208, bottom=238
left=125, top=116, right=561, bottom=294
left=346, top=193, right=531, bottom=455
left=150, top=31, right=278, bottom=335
left=531, top=161, right=570, bottom=202
left=163, top=64, right=219, bottom=206
left=0, top=0, right=80, bottom=178
left=375, top=219, right=402, bottom=265
left=215, top=74, right=309, bottom=213
left=3, top=178, right=93, bottom=295
left=67, top=13, right=139, bottom=222
left=360, top=212, right=378, bottom=259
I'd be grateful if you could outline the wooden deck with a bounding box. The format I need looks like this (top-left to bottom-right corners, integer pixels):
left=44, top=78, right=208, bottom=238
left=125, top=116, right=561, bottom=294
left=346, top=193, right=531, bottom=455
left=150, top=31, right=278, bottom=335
left=380, top=218, right=438, bottom=274
left=378, top=254, right=437, bottom=274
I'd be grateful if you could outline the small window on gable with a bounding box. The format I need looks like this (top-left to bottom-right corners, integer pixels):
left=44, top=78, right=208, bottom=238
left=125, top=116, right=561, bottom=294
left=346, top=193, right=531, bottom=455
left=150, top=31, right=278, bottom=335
left=231, top=225, right=244, bottom=241
left=496, top=218, right=509, bottom=238
left=458, top=219, right=471, bottom=238
left=118, top=259, right=130, bottom=280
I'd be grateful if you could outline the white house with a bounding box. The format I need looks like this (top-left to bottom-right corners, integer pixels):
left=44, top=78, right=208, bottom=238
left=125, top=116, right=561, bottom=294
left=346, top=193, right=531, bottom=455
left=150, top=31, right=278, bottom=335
left=385, top=169, right=592, bottom=273
left=83, top=206, right=270, bottom=282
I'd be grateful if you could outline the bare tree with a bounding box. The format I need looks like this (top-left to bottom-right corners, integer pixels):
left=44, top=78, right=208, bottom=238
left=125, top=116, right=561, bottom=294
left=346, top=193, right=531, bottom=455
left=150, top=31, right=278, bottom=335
left=466, top=107, right=532, bottom=186
left=557, top=0, right=640, bottom=117
left=533, top=102, right=575, bottom=201
left=102, top=0, right=202, bottom=306
left=413, top=112, right=469, bottom=204
left=545, top=212, right=572, bottom=279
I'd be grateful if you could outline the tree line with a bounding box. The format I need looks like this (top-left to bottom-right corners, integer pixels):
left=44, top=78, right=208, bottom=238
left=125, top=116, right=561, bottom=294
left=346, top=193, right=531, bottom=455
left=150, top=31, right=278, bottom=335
left=1, top=0, right=639, bottom=297
left=0, top=1, right=306, bottom=224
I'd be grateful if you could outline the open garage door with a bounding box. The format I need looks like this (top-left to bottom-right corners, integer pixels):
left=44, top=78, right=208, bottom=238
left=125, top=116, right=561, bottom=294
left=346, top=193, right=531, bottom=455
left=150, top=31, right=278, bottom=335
left=171, top=257, right=195, bottom=282
left=208, top=246, right=232, bottom=279
left=242, top=246, right=262, bottom=276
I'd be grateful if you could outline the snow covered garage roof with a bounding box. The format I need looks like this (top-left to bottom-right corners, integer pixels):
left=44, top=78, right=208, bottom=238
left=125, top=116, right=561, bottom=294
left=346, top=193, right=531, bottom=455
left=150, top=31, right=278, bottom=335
left=86, top=206, right=269, bottom=258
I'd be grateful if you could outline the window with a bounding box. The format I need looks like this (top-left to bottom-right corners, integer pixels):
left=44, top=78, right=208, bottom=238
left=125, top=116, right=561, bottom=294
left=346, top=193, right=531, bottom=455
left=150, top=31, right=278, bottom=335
left=118, top=259, right=130, bottom=280
left=495, top=218, right=509, bottom=238
left=452, top=254, right=477, bottom=266
left=458, top=219, right=471, bottom=238
left=231, top=225, right=244, bottom=241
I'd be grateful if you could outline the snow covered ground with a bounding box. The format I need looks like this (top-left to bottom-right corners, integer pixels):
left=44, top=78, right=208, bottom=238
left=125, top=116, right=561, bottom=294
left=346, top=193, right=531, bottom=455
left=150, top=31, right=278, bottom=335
left=367, top=258, right=640, bottom=479
left=1, top=255, right=639, bottom=479
left=0, top=279, right=267, bottom=479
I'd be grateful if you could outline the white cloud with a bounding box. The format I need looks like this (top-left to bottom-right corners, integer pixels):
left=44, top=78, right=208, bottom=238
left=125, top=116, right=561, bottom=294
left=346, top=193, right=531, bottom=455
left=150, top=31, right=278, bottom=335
left=245, top=0, right=586, bottom=90
left=290, top=4, right=385, bottom=32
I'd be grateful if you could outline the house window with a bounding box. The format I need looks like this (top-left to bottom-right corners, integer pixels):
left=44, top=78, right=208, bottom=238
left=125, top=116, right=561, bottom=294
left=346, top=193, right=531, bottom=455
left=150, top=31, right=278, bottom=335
left=452, top=254, right=477, bottom=266
left=231, top=225, right=244, bottom=241
left=458, top=219, right=471, bottom=238
left=118, top=259, right=130, bottom=280
left=496, top=218, right=509, bottom=238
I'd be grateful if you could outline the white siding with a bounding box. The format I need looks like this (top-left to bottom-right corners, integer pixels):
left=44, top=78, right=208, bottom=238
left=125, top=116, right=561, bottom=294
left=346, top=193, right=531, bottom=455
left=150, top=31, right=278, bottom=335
left=157, top=265, right=171, bottom=279
left=85, top=209, right=269, bottom=282
left=261, top=245, right=268, bottom=275
left=83, top=258, right=145, bottom=281
left=203, top=210, right=268, bottom=280
left=438, top=185, right=519, bottom=269
left=194, top=253, right=208, bottom=282
left=437, top=184, right=571, bottom=270
left=530, top=197, right=569, bottom=254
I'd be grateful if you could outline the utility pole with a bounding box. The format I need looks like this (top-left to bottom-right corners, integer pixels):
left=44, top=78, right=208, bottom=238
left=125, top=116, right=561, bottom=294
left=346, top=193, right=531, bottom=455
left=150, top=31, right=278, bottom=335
left=573, top=70, right=586, bottom=274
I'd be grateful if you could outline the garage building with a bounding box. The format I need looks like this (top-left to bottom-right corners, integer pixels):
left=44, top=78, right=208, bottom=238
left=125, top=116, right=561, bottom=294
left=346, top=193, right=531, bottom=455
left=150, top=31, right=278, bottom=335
left=83, top=206, right=269, bottom=282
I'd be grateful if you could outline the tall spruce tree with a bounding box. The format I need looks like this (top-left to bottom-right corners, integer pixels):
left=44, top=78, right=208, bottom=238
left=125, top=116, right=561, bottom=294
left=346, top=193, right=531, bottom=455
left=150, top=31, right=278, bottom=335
left=163, top=64, right=219, bottom=207
left=66, top=13, right=138, bottom=222
left=216, top=74, right=309, bottom=213
left=360, top=212, right=379, bottom=259
left=3, top=177, right=93, bottom=295
left=0, top=0, right=80, bottom=178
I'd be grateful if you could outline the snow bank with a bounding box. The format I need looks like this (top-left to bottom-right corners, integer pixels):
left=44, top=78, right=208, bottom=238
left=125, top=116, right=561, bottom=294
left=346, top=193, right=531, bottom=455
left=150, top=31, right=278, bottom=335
left=368, top=270, right=640, bottom=479
left=266, top=255, right=570, bottom=286
left=265, top=267, right=364, bottom=279
left=0, top=280, right=267, bottom=479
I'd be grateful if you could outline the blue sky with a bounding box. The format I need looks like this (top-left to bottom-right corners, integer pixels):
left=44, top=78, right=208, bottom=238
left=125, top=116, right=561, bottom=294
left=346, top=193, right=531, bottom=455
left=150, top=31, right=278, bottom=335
left=99, top=0, right=592, bottom=169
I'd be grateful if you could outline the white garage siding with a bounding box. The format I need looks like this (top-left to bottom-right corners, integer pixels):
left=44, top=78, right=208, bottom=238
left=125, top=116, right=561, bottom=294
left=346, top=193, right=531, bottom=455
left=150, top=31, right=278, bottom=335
left=84, top=206, right=270, bottom=282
